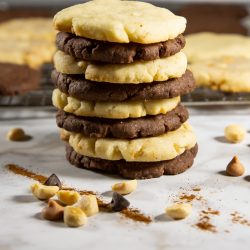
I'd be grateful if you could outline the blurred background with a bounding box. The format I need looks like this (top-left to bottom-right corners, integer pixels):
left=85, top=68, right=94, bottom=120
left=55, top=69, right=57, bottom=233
left=0, top=0, right=250, bottom=106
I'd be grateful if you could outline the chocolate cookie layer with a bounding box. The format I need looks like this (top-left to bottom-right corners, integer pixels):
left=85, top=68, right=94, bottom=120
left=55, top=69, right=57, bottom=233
left=66, top=144, right=198, bottom=179
left=0, top=63, right=40, bottom=95
left=56, top=105, right=188, bottom=139
left=178, top=4, right=248, bottom=35
left=52, top=70, right=195, bottom=102
left=56, top=32, right=185, bottom=63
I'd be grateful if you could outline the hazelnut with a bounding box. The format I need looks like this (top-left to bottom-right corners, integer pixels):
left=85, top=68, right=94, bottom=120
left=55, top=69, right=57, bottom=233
left=224, top=124, right=246, bottom=143
left=31, top=183, right=59, bottom=200
left=112, top=180, right=137, bottom=195
left=41, top=199, right=64, bottom=221
left=7, top=128, right=26, bottom=141
left=64, top=206, right=87, bottom=227
left=74, top=195, right=99, bottom=217
left=165, top=203, right=192, bottom=220
left=57, top=190, right=80, bottom=205
left=226, top=156, right=245, bottom=177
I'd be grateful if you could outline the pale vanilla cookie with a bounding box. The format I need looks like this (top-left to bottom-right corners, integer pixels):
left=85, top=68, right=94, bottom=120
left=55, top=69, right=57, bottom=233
left=0, top=40, right=55, bottom=68
left=66, top=122, right=196, bottom=162
left=0, top=18, right=55, bottom=42
left=54, top=51, right=187, bottom=84
left=184, top=32, right=250, bottom=63
left=0, top=18, right=56, bottom=68
left=52, top=89, right=180, bottom=119
left=53, top=0, right=186, bottom=44
left=189, top=56, right=250, bottom=92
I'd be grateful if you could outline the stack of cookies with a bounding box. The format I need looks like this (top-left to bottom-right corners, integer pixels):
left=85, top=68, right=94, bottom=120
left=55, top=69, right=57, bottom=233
left=52, top=0, right=198, bottom=179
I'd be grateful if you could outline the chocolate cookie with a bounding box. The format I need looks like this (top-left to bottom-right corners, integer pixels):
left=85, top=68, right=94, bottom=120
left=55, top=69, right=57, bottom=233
left=178, top=4, right=248, bottom=35
left=56, top=105, right=189, bottom=139
left=185, top=19, right=248, bottom=35
left=0, top=63, right=40, bottom=95
left=66, top=144, right=198, bottom=179
left=0, top=8, right=54, bottom=23
left=52, top=70, right=195, bottom=102
left=56, top=32, right=185, bottom=64
left=178, top=4, right=248, bottom=20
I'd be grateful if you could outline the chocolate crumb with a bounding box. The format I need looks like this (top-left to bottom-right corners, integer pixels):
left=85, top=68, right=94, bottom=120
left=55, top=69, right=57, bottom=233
left=111, top=192, right=130, bottom=212
left=202, top=208, right=220, bottom=215
left=231, top=211, right=250, bottom=226
left=179, top=194, right=196, bottom=202
left=44, top=174, right=62, bottom=189
left=195, top=215, right=217, bottom=233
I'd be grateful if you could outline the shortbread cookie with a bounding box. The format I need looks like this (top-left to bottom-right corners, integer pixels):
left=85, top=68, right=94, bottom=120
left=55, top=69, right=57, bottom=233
left=56, top=105, right=189, bottom=139
left=52, top=89, right=180, bottom=119
left=189, top=56, right=250, bottom=92
left=0, top=18, right=55, bottom=42
left=53, top=0, right=186, bottom=44
left=0, top=18, right=55, bottom=68
left=0, top=63, right=40, bottom=95
left=185, top=32, right=250, bottom=63
left=66, top=123, right=197, bottom=162
left=56, top=32, right=185, bottom=63
left=52, top=70, right=195, bottom=102
left=66, top=144, right=198, bottom=179
left=54, top=50, right=187, bottom=83
left=0, top=40, right=55, bottom=68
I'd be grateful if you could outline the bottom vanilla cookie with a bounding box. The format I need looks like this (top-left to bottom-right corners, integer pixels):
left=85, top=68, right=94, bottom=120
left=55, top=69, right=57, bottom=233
left=65, top=144, right=198, bottom=179
left=66, top=123, right=196, bottom=162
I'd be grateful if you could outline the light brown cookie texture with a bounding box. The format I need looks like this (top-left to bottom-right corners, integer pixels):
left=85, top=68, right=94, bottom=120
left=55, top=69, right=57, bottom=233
left=66, top=144, right=198, bottom=179
left=189, top=56, right=250, bottom=92
left=66, top=123, right=197, bottom=162
left=53, top=50, right=187, bottom=84
left=0, top=18, right=56, bottom=68
left=184, top=33, right=250, bottom=63
left=53, top=0, right=186, bottom=44
left=52, top=89, right=180, bottom=119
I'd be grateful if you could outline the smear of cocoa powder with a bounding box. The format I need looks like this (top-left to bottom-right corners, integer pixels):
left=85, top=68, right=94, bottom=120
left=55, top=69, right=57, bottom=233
left=202, top=208, right=220, bottom=216
left=121, top=208, right=152, bottom=224
left=6, top=164, right=152, bottom=224
left=7, top=164, right=47, bottom=183
left=231, top=212, right=250, bottom=226
left=195, top=215, right=217, bottom=233
left=179, top=193, right=202, bottom=202
left=179, top=194, right=196, bottom=202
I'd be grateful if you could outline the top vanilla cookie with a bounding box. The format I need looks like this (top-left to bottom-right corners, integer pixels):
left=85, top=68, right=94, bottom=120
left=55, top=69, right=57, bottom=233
left=53, top=0, right=186, bottom=44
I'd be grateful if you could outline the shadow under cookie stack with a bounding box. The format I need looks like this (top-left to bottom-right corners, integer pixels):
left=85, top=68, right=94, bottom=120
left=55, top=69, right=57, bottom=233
left=52, top=0, right=198, bottom=179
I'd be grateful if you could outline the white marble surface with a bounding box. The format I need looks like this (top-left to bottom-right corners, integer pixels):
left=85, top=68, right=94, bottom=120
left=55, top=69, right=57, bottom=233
left=0, top=107, right=250, bottom=250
